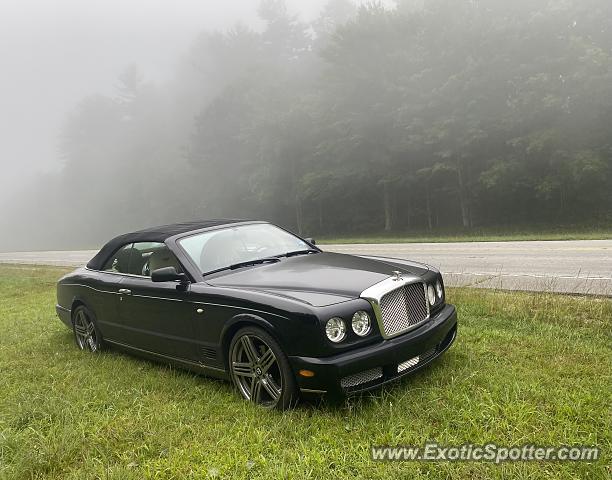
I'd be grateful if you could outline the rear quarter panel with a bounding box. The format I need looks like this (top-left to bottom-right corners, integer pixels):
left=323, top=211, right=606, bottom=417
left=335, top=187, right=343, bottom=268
left=56, top=268, right=122, bottom=338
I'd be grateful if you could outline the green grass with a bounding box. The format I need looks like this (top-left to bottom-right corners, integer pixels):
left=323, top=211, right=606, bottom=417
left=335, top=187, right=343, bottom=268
left=318, top=226, right=612, bottom=244
left=0, top=264, right=610, bottom=479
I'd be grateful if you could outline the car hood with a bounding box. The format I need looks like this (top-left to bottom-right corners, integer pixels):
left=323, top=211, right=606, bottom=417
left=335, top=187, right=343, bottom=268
left=206, top=252, right=429, bottom=306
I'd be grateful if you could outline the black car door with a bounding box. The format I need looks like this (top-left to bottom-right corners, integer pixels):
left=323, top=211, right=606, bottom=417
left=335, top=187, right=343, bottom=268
left=116, top=243, right=201, bottom=361
left=95, top=243, right=133, bottom=340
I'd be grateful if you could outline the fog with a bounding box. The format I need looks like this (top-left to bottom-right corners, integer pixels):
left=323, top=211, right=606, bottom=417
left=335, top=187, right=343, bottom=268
left=0, top=0, right=326, bottom=199
left=0, top=0, right=610, bottom=251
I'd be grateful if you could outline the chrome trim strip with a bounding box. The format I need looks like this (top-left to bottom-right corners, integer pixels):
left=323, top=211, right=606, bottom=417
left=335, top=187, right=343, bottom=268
left=62, top=283, right=120, bottom=295
left=188, top=301, right=289, bottom=320
left=56, top=304, right=71, bottom=313
left=104, top=339, right=227, bottom=373
left=299, top=388, right=327, bottom=394
left=131, top=294, right=181, bottom=302
left=360, top=275, right=430, bottom=340
left=64, top=283, right=179, bottom=302
left=84, top=267, right=150, bottom=279
left=63, top=284, right=288, bottom=318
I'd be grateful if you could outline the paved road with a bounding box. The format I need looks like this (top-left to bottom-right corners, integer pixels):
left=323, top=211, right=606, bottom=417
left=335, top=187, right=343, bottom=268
left=326, top=240, right=612, bottom=295
left=1, top=240, right=610, bottom=295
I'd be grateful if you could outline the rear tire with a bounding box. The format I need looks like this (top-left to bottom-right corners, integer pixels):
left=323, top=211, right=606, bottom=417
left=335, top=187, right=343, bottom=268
left=72, top=305, right=103, bottom=352
left=229, top=326, right=298, bottom=409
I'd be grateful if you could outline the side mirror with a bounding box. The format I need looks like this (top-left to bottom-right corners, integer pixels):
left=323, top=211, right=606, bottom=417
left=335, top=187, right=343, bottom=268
left=151, top=266, right=188, bottom=284
left=304, top=237, right=316, bottom=245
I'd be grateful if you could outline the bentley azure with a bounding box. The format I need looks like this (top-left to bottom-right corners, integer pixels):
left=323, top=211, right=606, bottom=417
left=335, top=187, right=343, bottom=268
left=56, top=220, right=457, bottom=409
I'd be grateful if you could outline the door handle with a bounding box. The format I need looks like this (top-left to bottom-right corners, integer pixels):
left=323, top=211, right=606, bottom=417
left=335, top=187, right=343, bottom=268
left=118, top=288, right=132, bottom=295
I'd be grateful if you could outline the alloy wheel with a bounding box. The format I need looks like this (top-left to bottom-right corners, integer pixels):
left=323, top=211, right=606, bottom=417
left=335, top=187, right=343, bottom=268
left=230, top=333, right=283, bottom=407
left=73, top=308, right=99, bottom=352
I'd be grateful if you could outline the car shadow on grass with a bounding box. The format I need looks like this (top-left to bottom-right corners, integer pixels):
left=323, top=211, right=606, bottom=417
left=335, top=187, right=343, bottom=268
left=303, top=351, right=463, bottom=412
left=52, top=327, right=461, bottom=413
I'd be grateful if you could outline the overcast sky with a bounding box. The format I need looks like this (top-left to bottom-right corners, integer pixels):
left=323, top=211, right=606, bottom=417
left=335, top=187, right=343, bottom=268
left=0, top=0, right=332, bottom=203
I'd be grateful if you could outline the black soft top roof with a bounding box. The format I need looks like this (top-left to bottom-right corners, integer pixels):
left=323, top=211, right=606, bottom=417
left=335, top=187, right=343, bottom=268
left=86, top=219, right=246, bottom=270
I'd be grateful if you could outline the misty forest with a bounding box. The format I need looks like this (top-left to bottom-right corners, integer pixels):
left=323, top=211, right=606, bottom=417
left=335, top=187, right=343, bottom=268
left=4, top=0, right=612, bottom=249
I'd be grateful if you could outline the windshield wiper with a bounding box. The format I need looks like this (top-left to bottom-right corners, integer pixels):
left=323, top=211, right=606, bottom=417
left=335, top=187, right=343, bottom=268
left=283, top=249, right=319, bottom=257
left=204, top=256, right=281, bottom=276
left=229, top=257, right=281, bottom=269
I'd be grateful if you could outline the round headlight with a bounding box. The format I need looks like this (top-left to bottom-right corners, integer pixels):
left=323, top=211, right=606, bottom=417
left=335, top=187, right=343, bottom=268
left=427, top=284, right=436, bottom=305
left=325, top=317, right=346, bottom=343
left=436, top=280, right=443, bottom=300
left=351, top=310, right=371, bottom=336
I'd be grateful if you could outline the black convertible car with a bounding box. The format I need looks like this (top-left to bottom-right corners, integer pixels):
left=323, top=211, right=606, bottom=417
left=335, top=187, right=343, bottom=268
left=56, top=220, right=457, bottom=408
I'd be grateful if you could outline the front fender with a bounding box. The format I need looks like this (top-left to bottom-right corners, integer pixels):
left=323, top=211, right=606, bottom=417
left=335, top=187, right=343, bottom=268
left=219, top=310, right=321, bottom=365
left=222, top=312, right=280, bottom=343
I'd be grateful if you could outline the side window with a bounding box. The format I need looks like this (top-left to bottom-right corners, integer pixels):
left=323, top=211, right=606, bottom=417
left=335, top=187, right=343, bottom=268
left=133, top=242, right=183, bottom=277
left=102, top=243, right=133, bottom=273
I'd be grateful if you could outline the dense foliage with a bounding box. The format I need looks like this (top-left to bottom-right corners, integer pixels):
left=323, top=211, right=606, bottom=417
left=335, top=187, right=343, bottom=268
left=5, top=0, right=612, bottom=248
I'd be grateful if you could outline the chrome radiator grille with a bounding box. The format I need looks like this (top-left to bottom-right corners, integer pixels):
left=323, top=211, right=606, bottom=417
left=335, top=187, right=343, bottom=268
left=379, top=282, right=428, bottom=337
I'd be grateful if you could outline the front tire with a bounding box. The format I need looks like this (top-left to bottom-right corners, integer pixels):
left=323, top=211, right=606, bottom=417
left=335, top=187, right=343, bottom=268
left=72, top=305, right=103, bottom=352
left=229, top=326, right=298, bottom=409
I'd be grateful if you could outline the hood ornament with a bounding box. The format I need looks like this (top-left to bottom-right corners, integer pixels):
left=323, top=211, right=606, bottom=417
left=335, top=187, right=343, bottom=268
left=392, top=270, right=403, bottom=281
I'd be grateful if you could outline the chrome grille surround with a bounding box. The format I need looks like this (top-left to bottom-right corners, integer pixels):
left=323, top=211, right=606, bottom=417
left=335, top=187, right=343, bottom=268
left=340, top=367, right=383, bottom=388
left=361, top=274, right=430, bottom=339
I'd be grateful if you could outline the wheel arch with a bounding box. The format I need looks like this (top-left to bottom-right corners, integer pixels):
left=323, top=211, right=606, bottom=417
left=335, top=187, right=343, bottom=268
left=220, top=313, right=282, bottom=369
left=70, top=296, right=90, bottom=321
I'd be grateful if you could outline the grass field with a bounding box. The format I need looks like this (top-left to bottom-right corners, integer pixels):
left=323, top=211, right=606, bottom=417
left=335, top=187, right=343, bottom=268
left=318, top=226, right=612, bottom=244
left=0, top=265, right=610, bottom=479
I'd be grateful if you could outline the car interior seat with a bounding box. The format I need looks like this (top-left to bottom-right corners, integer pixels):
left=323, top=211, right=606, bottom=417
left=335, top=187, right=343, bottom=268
left=147, top=247, right=182, bottom=274
left=113, top=246, right=132, bottom=273
left=199, top=232, right=244, bottom=272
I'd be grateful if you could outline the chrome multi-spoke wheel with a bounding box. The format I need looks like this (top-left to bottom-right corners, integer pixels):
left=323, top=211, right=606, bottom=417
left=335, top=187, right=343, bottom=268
left=72, top=306, right=101, bottom=352
left=229, top=327, right=297, bottom=409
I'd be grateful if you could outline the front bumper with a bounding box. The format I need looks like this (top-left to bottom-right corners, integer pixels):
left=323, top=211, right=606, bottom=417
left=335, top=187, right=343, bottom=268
left=56, top=304, right=72, bottom=329
left=289, top=304, right=457, bottom=397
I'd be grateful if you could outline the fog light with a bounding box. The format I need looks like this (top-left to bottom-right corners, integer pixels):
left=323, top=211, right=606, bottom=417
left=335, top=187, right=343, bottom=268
left=427, top=284, right=436, bottom=305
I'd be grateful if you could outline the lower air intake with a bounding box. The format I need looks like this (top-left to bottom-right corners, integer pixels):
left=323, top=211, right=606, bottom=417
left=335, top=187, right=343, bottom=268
left=340, top=367, right=383, bottom=388
left=397, top=347, right=437, bottom=373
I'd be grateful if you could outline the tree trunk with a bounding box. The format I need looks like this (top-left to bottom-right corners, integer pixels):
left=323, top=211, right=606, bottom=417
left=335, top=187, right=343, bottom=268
left=425, top=188, right=433, bottom=231
left=405, top=199, right=411, bottom=230
left=455, top=162, right=471, bottom=228
left=295, top=193, right=303, bottom=235
left=383, top=182, right=393, bottom=232
left=291, top=152, right=303, bottom=235
left=318, top=200, right=324, bottom=230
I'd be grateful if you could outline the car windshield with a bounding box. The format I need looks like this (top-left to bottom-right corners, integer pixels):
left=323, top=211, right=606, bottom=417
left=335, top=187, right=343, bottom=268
left=178, top=223, right=314, bottom=274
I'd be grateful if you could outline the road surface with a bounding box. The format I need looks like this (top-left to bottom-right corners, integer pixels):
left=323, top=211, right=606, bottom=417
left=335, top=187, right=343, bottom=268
left=1, top=240, right=610, bottom=295
left=326, top=240, right=611, bottom=296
